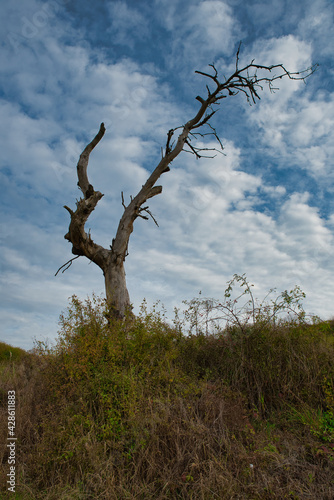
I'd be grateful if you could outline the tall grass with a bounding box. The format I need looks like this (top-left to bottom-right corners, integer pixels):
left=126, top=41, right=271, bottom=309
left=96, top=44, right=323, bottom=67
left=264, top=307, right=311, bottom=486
left=1, top=289, right=334, bottom=499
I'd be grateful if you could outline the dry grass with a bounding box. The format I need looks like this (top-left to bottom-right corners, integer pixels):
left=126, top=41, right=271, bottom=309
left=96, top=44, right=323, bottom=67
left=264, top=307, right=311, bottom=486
left=1, top=296, right=334, bottom=499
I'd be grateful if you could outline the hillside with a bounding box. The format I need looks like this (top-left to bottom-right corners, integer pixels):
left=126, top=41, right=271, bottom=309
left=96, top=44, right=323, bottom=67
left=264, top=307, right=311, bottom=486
left=1, top=294, right=334, bottom=499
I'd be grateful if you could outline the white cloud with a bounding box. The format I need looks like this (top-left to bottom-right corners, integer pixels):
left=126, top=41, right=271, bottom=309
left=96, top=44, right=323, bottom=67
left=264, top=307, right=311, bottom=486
left=158, top=0, right=241, bottom=70
left=107, top=1, right=149, bottom=48
left=297, top=0, right=334, bottom=58
left=250, top=89, right=334, bottom=181
left=278, top=192, right=334, bottom=252
left=238, top=35, right=334, bottom=183
left=185, top=1, right=238, bottom=52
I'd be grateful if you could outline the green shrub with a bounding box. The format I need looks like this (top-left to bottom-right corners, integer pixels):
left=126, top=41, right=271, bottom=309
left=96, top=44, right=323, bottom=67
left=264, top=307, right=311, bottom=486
left=1, top=282, right=334, bottom=499
left=0, top=342, right=27, bottom=363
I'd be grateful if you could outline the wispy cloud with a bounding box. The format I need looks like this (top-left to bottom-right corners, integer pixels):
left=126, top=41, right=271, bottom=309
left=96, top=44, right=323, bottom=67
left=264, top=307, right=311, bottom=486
left=157, top=0, right=241, bottom=71
left=107, top=1, right=149, bottom=48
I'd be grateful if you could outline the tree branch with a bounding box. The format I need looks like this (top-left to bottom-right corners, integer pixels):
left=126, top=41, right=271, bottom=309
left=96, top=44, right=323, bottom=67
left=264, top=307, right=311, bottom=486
left=55, top=255, right=80, bottom=276
left=64, top=191, right=109, bottom=267
left=111, top=53, right=317, bottom=264
left=64, top=124, right=110, bottom=272
left=77, top=122, right=106, bottom=199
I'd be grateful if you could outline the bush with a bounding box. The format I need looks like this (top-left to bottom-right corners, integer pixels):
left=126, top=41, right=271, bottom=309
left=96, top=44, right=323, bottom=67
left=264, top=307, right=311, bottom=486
left=1, top=283, right=334, bottom=499
left=0, top=342, right=27, bottom=363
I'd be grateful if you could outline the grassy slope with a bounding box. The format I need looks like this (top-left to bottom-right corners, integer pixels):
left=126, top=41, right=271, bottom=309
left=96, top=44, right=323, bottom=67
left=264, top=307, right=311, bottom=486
left=1, top=296, right=334, bottom=499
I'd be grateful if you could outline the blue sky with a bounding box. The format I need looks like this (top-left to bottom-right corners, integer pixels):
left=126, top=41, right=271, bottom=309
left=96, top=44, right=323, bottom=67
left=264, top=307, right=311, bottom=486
left=1, top=0, right=334, bottom=349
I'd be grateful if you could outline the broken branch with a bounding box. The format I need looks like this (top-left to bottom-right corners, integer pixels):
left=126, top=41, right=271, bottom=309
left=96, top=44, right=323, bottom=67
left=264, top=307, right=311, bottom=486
left=77, top=122, right=106, bottom=198
left=55, top=255, right=80, bottom=276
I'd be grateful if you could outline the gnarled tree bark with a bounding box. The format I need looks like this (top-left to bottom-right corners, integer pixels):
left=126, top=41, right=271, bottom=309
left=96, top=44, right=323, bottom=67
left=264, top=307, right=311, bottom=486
left=60, top=47, right=316, bottom=318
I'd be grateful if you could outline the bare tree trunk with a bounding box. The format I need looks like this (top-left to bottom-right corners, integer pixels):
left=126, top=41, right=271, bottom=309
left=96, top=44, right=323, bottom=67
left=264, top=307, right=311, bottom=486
left=58, top=49, right=316, bottom=318
left=104, top=261, right=130, bottom=318
left=61, top=123, right=136, bottom=318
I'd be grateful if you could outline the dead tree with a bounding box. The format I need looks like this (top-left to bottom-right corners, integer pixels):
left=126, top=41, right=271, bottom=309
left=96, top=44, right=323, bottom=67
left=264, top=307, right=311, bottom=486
left=58, top=46, right=316, bottom=318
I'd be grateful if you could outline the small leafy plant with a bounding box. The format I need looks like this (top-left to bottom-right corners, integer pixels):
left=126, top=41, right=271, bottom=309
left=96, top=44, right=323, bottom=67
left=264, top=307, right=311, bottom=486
left=182, top=273, right=307, bottom=335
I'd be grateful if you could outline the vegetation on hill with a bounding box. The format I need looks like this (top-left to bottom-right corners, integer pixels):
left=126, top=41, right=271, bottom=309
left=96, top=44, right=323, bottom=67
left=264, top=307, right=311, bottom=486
left=1, top=278, right=334, bottom=499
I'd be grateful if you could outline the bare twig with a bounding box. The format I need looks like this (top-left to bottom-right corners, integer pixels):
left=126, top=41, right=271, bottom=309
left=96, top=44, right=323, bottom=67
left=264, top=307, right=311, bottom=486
left=138, top=206, right=159, bottom=226
left=121, top=191, right=127, bottom=209
left=55, top=256, right=80, bottom=276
